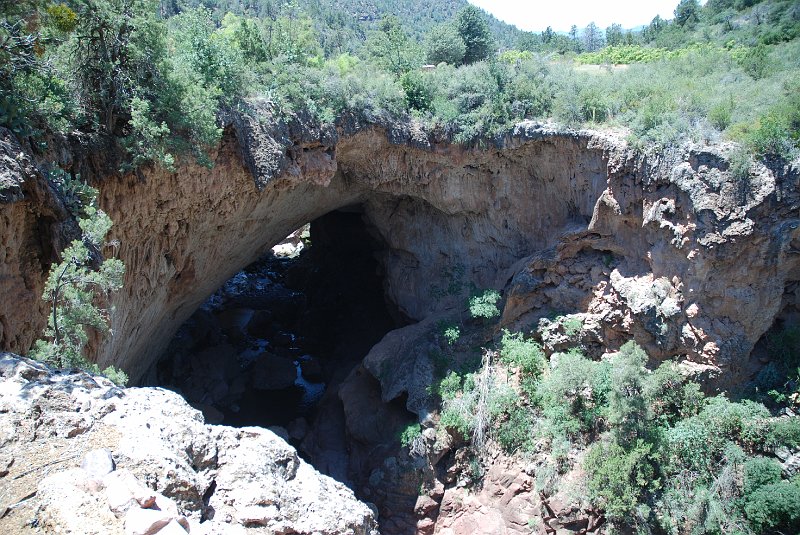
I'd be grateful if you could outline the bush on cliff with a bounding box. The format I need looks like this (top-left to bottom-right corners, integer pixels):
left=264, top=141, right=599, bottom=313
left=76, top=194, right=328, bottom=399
left=29, top=172, right=127, bottom=385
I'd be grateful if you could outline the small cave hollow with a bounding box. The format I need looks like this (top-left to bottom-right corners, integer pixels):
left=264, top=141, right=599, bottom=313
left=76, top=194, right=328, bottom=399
left=149, top=207, right=408, bottom=452
left=748, top=279, right=800, bottom=400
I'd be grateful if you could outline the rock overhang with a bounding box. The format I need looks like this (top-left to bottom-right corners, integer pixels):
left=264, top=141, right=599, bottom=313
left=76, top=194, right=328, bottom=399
left=0, top=110, right=798, bottom=388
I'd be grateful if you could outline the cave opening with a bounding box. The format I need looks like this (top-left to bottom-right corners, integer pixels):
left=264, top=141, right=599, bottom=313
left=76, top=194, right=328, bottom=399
left=150, top=207, right=407, bottom=446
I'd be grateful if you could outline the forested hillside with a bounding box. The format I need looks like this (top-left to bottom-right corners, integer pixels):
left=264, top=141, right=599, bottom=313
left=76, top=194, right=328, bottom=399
left=158, top=0, right=523, bottom=54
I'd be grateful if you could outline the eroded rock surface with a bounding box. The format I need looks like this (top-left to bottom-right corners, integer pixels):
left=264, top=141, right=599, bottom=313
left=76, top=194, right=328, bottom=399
left=0, top=354, right=378, bottom=535
left=2, top=114, right=798, bottom=388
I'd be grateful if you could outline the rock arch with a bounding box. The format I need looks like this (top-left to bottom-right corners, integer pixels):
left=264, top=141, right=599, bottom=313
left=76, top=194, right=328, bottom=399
left=1, top=113, right=799, bottom=387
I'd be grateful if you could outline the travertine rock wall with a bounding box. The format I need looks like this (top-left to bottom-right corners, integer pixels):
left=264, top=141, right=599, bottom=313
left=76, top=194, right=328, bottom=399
left=1, top=112, right=798, bottom=388
left=0, top=128, right=77, bottom=355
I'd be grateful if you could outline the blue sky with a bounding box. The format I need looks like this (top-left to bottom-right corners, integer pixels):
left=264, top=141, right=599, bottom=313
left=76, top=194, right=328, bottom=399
left=468, top=0, right=685, bottom=32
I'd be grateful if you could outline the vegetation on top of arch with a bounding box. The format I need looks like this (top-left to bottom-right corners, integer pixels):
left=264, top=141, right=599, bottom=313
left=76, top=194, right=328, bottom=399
left=0, top=0, right=798, bottom=170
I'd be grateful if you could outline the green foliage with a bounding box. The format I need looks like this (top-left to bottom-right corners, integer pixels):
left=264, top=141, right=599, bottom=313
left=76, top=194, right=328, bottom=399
left=455, top=5, right=494, bottom=65
left=48, top=167, right=100, bottom=218
left=743, top=482, right=800, bottom=534
left=437, top=370, right=463, bottom=400
left=468, top=289, right=500, bottom=320
left=47, top=3, right=78, bottom=33
left=561, top=316, right=584, bottom=337
left=497, top=406, right=533, bottom=453
left=364, top=15, right=420, bottom=75
left=439, top=351, right=518, bottom=447
left=585, top=439, right=657, bottom=521
left=675, top=0, right=701, bottom=28
left=728, top=145, right=753, bottom=185
left=608, top=342, right=650, bottom=446
left=737, top=43, right=771, bottom=79
left=644, top=361, right=704, bottom=426
left=400, top=70, right=432, bottom=112
left=29, top=175, right=126, bottom=384
left=425, top=22, right=465, bottom=65
left=535, top=350, right=611, bottom=437
left=400, top=422, right=422, bottom=448
left=499, top=330, right=545, bottom=377
left=743, top=456, right=782, bottom=496
left=438, top=322, right=461, bottom=346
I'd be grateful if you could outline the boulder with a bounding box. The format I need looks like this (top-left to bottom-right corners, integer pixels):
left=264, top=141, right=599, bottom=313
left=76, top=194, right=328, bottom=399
left=299, top=356, right=324, bottom=382
left=0, top=355, right=378, bottom=535
left=245, top=309, right=274, bottom=339
left=82, top=448, right=116, bottom=479
left=251, top=353, right=297, bottom=391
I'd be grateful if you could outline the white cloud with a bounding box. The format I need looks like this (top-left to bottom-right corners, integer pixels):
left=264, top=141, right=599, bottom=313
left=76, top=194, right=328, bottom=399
left=468, top=0, right=683, bottom=32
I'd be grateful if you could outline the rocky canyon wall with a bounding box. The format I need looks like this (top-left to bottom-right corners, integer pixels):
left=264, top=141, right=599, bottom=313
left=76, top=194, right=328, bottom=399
left=0, top=110, right=798, bottom=387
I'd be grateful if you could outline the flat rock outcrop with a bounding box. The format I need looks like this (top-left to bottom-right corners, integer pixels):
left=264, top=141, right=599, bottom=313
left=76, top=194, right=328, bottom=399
left=0, top=353, right=378, bottom=535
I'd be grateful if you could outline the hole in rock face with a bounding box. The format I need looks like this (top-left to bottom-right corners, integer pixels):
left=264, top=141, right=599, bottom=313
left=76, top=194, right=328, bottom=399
left=748, top=280, right=800, bottom=399
left=152, top=208, right=405, bottom=441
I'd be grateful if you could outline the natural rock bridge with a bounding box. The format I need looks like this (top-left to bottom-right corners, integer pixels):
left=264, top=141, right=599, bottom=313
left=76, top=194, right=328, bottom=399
left=1, top=108, right=799, bottom=388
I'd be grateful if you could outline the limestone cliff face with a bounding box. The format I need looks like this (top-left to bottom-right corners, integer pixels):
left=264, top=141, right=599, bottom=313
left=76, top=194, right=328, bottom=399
left=0, top=110, right=798, bottom=388
left=0, top=128, right=78, bottom=355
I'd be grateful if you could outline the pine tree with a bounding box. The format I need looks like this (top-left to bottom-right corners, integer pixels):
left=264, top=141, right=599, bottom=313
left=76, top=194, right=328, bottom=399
left=455, top=5, right=494, bottom=65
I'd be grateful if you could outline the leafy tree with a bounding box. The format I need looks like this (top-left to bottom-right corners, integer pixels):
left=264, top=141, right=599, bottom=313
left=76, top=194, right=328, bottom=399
left=605, top=23, right=624, bottom=46
left=66, top=0, right=168, bottom=135
left=585, top=439, right=657, bottom=521
left=642, top=15, right=666, bottom=42
left=30, top=171, right=127, bottom=384
left=515, top=30, right=540, bottom=52
left=365, top=15, right=418, bottom=75
left=0, top=0, right=76, bottom=131
left=568, top=24, right=580, bottom=51
left=743, top=457, right=782, bottom=496
left=400, top=70, right=432, bottom=111
left=468, top=289, right=501, bottom=320
left=455, top=5, right=494, bottom=64
left=608, top=341, right=649, bottom=446
left=582, top=22, right=604, bottom=52
left=744, top=482, right=800, bottom=533
left=674, top=0, right=701, bottom=27
left=737, top=42, right=770, bottom=79
left=424, top=22, right=465, bottom=65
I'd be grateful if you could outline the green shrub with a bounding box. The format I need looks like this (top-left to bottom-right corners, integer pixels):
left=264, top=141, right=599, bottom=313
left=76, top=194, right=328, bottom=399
left=469, top=289, right=501, bottom=320
left=400, top=70, right=433, bottom=112
left=743, top=457, right=782, bottom=496
left=766, top=416, right=800, bottom=449
left=497, top=406, right=534, bottom=453
left=437, top=322, right=461, bottom=345
left=400, top=422, right=422, bottom=448
left=737, top=43, right=771, bottom=80
left=29, top=180, right=127, bottom=385
left=708, top=98, right=734, bottom=130
left=699, top=397, right=772, bottom=452
left=728, top=146, right=753, bottom=183
left=535, top=350, right=611, bottom=435
left=744, top=482, right=800, bottom=534
left=585, top=439, right=657, bottom=521
left=440, top=400, right=473, bottom=440
left=499, top=330, right=545, bottom=377
left=644, top=361, right=704, bottom=425
left=437, top=371, right=463, bottom=400
left=561, top=316, right=584, bottom=337
left=663, top=418, right=720, bottom=477
left=608, top=342, right=650, bottom=446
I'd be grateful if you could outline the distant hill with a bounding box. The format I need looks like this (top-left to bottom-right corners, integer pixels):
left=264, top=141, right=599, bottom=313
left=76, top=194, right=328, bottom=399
left=159, top=0, right=524, bottom=55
